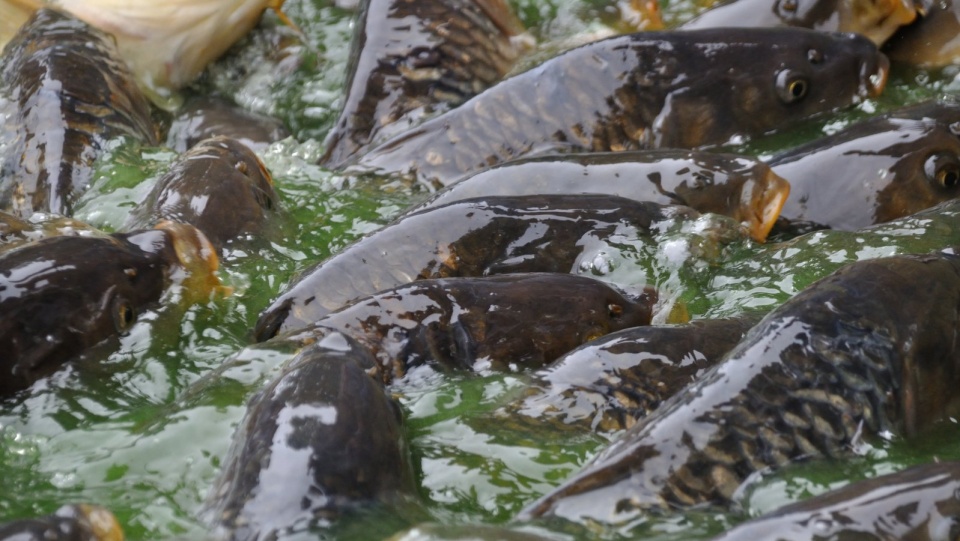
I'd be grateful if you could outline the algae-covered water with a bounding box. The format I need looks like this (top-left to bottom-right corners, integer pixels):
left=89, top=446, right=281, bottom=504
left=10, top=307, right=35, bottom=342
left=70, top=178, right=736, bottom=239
left=3, top=0, right=960, bottom=539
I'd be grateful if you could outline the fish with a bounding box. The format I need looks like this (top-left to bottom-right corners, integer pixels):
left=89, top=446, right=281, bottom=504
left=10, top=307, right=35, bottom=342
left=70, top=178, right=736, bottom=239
left=711, top=462, right=960, bottom=541
left=319, top=0, right=528, bottom=168
left=0, top=0, right=295, bottom=107
left=769, top=99, right=960, bottom=232
left=489, top=316, right=760, bottom=434
left=286, top=273, right=656, bottom=383
left=124, top=136, right=279, bottom=252
left=0, top=211, right=103, bottom=253
left=0, top=222, right=221, bottom=396
left=164, top=96, right=290, bottom=153
left=203, top=335, right=417, bottom=540
left=518, top=251, right=960, bottom=523
left=252, top=194, right=699, bottom=341
left=0, top=504, right=123, bottom=541
left=0, top=8, right=157, bottom=217
left=680, top=0, right=918, bottom=46
left=352, top=27, right=889, bottom=188
left=414, top=150, right=790, bottom=242
left=883, top=0, right=960, bottom=68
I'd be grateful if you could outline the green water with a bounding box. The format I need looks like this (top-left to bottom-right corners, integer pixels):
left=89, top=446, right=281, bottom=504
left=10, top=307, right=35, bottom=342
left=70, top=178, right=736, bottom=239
left=4, top=0, right=960, bottom=539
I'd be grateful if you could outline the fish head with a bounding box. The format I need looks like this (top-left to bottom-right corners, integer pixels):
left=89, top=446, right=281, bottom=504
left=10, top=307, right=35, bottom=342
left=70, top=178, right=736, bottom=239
left=838, top=0, right=920, bottom=45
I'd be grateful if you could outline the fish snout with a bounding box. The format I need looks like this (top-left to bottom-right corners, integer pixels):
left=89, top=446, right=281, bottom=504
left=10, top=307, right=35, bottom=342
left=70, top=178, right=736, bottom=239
left=154, top=221, right=230, bottom=300
left=742, top=169, right=791, bottom=242
left=862, top=50, right=890, bottom=98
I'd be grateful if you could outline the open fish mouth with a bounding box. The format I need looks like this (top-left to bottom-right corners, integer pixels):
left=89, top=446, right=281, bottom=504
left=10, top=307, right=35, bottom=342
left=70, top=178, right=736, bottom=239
left=66, top=504, right=125, bottom=541
left=863, top=52, right=890, bottom=98
left=154, top=221, right=231, bottom=300
left=744, top=170, right=790, bottom=242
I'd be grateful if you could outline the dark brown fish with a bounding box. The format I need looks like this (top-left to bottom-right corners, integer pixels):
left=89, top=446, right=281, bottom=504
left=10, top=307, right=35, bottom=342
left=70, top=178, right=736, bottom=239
left=0, top=8, right=158, bottom=216
left=0, top=504, right=123, bottom=541
left=320, top=0, right=526, bottom=168
left=712, top=462, right=960, bottom=541
left=253, top=194, right=699, bottom=341
left=0, top=222, right=221, bottom=396
left=519, top=251, right=960, bottom=523
left=415, top=150, right=790, bottom=242
left=884, top=0, right=960, bottom=67
left=288, top=273, right=656, bottom=383
left=489, top=316, right=759, bottom=434
left=164, top=96, right=290, bottom=153
left=125, top=136, right=279, bottom=251
left=0, top=211, right=103, bottom=253
left=203, top=336, right=416, bottom=540
left=680, top=0, right=918, bottom=46
left=353, top=28, right=888, bottom=188
left=770, top=99, right=960, bottom=232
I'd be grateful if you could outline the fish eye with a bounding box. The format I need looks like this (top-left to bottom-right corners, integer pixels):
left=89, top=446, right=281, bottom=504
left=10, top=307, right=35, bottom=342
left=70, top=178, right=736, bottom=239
left=924, top=153, right=960, bottom=189
left=807, top=48, right=823, bottom=65
left=775, top=70, right=809, bottom=104
left=608, top=303, right=624, bottom=319
left=235, top=161, right=249, bottom=175
left=112, top=298, right=137, bottom=332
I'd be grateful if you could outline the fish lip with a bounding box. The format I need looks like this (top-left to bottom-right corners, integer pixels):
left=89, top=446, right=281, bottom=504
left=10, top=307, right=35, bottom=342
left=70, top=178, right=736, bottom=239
left=69, top=504, right=124, bottom=541
left=863, top=53, right=890, bottom=98
left=153, top=221, right=230, bottom=299
left=744, top=170, right=791, bottom=243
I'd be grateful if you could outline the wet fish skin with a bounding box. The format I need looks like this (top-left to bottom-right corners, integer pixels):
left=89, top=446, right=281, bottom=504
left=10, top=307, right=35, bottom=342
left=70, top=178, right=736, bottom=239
left=354, top=27, right=888, bottom=188
left=125, top=136, right=279, bottom=252
left=770, top=99, right=960, bottom=232
left=0, top=504, right=123, bottom=541
left=0, top=8, right=157, bottom=216
left=0, top=225, right=219, bottom=396
left=253, top=194, right=699, bottom=341
left=491, top=317, right=760, bottom=434
left=320, top=0, right=526, bottom=168
left=519, top=252, right=960, bottom=523
left=204, top=336, right=416, bottom=541
left=287, top=273, right=656, bottom=383
left=680, top=0, right=918, bottom=46
left=712, top=462, right=960, bottom=541
left=164, top=96, right=290, bottom=153
left=414, top=150, right=791, bottom=242
left=884, top=0, right=960, bottom=67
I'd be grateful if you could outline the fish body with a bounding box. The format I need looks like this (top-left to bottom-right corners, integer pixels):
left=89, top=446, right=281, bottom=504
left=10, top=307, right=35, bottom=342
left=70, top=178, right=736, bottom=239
left=680, top=0, right=918, bottom=46
left=415, top=150, right=790, bottom=242
left=253, top=194, right=699, bottom=341
left=125, top=136, right=278, bottom=251
left=494, top=316, right=759, bottom=434
left=520, top=252, right=960, bottom=523
left=0, top=8, right=157, bottom=216
left=712, top=462, right=960, bottom=541
left=354, top=27, right=888, bottom=188
left=320, top=0, right=526, bottom=168
left=884, top=0, right=960, bottom=67
left=204, top=336, right=416, bottom=540
left=0, top=211, right=103, bottom=253
left=165, top=96, right=290, bottom=153
left=0, top=223, right=220, bottom=396
left=770, top=99, right=960, bottom=231
left=290, top=273, right=656, bottom=382
left=0, top=504, right=122, bottom=541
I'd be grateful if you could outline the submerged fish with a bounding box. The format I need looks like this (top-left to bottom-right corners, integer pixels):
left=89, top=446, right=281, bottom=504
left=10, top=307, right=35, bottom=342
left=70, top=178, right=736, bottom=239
left=520, top=251, right=960, bottom=523
left=0, top=504, right=123, bottom=541
left=164, top=96, right=290, bottom=153
left=712, top=462, right=960, bottom=541
left=884, top=0, right=960, bottom=68
left=125, top=136, right=279, bottom=251
left=204, top=336, right=416, bottom=540
left=320, top=0, right=528, bottom=168
left=353, top=27, right=888, bottom=188
left=415, top=150, right=790, bottom=242
left=680, top=0, right=918, bottom=46
left=770, top=99, right=960, bottom=232
left=0, top=222, right=221, bottom=396
left=1, top=0, right=294, bottom=107
left=253, top=194, right=699, bottom=341
left=0, top=211, right=103, bottom=253
left=490, top=316, right=759, bottom=434
left=287, top=273, right=656, bottom=382
left=0, top=8, right=158, bottom=217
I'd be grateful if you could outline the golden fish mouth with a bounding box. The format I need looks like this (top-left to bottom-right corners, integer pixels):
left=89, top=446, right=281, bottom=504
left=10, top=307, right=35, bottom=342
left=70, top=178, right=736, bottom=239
left=866, top=53, right=890, bottom=98
left=68, top=504, right=124, bottom=541
left=744, top=169, right=791, bottom=243
left=154, top=221, right=232, bottom=300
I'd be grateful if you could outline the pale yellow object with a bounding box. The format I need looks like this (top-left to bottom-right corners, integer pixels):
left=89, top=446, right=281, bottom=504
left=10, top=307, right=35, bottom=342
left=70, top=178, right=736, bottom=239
left=0, top=0, right=289, bottom=108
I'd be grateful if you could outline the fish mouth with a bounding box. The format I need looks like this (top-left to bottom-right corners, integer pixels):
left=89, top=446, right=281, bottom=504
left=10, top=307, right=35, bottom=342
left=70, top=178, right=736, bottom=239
left=862, top=53, right=890, bottom=98
left=59, top=504, right=124, bottom=541
left=851, top=0, right=919, bottom=45
left=154, top=221, right=231, bottom=300
left=743, top=169, right=791, bottom=243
